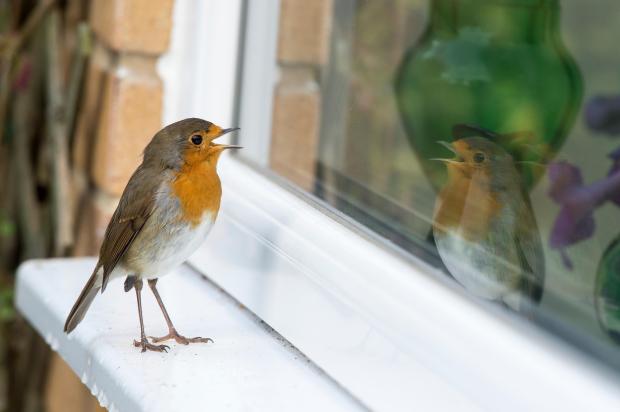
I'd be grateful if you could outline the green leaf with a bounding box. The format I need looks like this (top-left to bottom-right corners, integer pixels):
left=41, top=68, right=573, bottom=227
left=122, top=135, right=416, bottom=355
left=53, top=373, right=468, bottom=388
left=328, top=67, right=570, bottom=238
left=0, top=287, right=15, bottom=322
left=0, top=210, right=15, bottom=237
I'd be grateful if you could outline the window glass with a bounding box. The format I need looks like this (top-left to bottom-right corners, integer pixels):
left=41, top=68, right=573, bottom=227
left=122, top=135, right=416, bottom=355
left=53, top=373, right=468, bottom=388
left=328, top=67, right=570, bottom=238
left=239, top=0, right=620, bottom=363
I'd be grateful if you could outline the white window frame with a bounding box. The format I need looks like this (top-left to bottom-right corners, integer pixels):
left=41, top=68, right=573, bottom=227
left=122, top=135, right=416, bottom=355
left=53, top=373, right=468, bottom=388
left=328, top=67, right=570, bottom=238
left=159, top=1, right=620, bottom=410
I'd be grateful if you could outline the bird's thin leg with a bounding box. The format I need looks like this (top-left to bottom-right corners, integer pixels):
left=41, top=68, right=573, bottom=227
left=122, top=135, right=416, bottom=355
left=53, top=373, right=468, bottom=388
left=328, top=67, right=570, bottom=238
left=147, top=278, right=213, bottom=345
left=132, top=278, right=169, bottom=352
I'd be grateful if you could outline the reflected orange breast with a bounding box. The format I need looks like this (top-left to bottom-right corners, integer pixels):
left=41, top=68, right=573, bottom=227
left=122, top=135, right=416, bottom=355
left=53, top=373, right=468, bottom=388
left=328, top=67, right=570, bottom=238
left=434, top=173, right=502, bottom=242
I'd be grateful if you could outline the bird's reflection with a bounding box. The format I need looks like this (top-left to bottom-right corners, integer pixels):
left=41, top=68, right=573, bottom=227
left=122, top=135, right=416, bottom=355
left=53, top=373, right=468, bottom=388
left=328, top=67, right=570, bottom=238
left=431, top=135, right=544, bottom=315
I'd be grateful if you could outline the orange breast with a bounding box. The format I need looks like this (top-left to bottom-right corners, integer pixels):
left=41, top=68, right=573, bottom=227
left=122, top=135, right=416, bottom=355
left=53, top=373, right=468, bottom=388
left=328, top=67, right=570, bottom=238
left=434, top=173, right=502, bottom=242
left=171, top=161, right=222, bottom=227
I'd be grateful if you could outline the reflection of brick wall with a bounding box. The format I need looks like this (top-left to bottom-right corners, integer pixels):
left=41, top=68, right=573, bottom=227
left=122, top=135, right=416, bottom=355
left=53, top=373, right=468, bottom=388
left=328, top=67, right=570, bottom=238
left=270, top=0, right=333, bottom=191
left=46, top=1, right=174, bottom=411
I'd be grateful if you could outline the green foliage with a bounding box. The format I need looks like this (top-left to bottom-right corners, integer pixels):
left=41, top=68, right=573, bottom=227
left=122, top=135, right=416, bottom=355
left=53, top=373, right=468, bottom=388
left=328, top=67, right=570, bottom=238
left=0, top=287, right=14, bottom=322
left=0, top=210, right=15, bottom=238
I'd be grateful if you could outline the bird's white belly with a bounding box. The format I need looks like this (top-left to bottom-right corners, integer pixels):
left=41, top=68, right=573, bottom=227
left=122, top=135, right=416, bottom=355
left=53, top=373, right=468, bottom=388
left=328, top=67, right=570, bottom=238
left=435, top=229, right=518, bottom=300
left=127, top=212, right=215, bottom=279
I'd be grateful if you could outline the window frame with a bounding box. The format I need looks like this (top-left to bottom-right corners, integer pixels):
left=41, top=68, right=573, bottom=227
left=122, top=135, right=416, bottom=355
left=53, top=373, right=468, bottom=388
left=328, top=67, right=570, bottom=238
left=159, top=0, right=620, bottom=410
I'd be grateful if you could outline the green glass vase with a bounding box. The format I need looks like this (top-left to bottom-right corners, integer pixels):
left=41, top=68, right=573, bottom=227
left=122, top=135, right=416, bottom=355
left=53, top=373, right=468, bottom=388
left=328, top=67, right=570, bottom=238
left=595, top=236, right=620, bottom=343
left=395, top=0, right=583, bottom=190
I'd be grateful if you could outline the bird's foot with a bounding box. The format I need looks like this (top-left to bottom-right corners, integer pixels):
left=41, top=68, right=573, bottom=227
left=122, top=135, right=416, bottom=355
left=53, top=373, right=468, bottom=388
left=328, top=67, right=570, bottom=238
left=149, top=328, right=213, bottom=345
left=133, top=337, right=170, bottom=353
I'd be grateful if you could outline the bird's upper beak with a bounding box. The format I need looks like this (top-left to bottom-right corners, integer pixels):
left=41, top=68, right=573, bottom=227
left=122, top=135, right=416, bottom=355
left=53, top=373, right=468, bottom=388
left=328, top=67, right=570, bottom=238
left=430, top=140, right=461, bottom=163
left=220, top=127, right=240, bottom=136
left=437, top=140, right=455, bottom=154
left=214, top=127, right=242, bottom=150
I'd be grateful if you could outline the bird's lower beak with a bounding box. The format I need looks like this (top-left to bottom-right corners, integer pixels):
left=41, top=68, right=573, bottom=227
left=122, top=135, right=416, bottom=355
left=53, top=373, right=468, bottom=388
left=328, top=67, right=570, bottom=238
left=215, top=144, right=243, bottom=150
left=430, top=158, right=459, bottom=164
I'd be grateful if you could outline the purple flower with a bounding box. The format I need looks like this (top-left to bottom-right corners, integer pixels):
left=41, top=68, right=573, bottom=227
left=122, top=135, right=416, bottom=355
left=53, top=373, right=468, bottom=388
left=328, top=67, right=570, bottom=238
left=548, top=157, right=620, bottom=268
left=548, top=162, right=595, bottom=268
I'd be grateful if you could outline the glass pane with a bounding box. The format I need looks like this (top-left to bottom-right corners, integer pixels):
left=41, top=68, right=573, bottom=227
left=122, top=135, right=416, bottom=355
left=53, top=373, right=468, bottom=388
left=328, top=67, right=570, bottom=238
left=239, top=0, right=620, bottom=365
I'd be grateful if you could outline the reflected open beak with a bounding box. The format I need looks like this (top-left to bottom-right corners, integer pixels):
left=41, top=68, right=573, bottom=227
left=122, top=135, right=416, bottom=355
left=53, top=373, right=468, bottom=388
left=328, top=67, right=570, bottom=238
left=431, top=140, right=461, bottom=163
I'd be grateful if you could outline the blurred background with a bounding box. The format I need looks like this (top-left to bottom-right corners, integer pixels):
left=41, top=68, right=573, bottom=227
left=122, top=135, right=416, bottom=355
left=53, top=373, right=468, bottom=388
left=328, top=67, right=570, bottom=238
left=0, top=0, right=169, bottom=410
left=3, top=0, right=620, bottom=411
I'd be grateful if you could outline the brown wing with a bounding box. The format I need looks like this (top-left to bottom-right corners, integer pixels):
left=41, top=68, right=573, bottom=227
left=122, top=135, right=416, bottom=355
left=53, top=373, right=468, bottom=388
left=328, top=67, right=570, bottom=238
left=98, top=164, right=162, bottom=291
left=514, top=188, right=545, bottom=303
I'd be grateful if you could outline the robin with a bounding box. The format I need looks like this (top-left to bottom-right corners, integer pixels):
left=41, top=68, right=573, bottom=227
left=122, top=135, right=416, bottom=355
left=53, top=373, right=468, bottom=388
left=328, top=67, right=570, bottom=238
left=64, top=118, right=240, bottom=352
left=431, top=136, right=545, bottom=314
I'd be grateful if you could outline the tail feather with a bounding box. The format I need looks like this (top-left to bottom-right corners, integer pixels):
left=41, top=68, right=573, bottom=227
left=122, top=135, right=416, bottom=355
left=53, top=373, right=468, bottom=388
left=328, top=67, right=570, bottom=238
left=64, top=265, right=102, bottom=334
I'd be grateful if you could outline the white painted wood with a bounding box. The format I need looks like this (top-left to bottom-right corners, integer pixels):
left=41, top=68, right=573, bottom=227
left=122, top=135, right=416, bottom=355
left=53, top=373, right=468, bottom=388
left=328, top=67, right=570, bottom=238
left=233, top=0, right=280, bottom=164
left=15, top=258, right=363, bottom=412
left=158, top=0, right=243, bottom=130
left=190, top=156, right=620, bottom=412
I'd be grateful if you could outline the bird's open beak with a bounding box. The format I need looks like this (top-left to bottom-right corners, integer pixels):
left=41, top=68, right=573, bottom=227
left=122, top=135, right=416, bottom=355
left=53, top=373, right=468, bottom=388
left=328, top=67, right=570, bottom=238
left=430, top=140, right=460, bottom=163
left=214, top=127, right=242, bottom=149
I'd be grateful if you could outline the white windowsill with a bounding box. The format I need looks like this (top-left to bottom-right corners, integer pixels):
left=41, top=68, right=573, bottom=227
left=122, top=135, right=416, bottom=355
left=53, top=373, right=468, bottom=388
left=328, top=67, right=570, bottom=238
left=191, top=156, right=620, bottom=412
left=15, top=258, right=363, bottom=412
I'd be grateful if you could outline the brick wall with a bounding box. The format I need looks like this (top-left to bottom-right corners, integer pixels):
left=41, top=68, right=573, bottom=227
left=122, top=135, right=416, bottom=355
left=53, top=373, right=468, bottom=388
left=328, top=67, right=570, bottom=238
left=72, top=0, right=173, bottom=254
left=270, top=0, right=333, bottom=191
left=46, top=1, right=174, bottom=410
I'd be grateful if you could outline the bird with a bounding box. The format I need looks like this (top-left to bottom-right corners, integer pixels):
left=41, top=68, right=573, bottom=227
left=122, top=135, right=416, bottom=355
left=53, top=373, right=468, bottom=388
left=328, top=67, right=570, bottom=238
left=431, top=136, right=544, bottom=314
left=64, top=118, right=241, bottom=352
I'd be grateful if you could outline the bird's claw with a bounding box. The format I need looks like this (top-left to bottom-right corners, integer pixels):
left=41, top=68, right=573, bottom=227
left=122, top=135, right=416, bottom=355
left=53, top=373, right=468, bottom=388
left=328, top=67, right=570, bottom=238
left=133, top=338, right=170, bottom=353
left=149, top=329, right=213, bottom=345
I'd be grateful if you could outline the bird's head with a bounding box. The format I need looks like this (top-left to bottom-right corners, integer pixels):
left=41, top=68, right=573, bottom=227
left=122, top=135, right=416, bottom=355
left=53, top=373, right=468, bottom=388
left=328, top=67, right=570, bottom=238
left=432, top=137, right=516, bottom=182
left=144, top=118, right=241, bottom=169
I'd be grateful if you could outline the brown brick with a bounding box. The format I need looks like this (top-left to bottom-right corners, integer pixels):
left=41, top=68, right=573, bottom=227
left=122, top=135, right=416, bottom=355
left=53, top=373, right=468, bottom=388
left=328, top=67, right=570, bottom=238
left=278, top=0, right=333, bottom=65
left=73, top=190, right=118, bottom=256
left=270, top=68, right=320, bottom=190
left=90, top=0, right=174, bottom=54
left=91, top=55, right=162, bottom=196
left=45, top=353, right=104, bottom=412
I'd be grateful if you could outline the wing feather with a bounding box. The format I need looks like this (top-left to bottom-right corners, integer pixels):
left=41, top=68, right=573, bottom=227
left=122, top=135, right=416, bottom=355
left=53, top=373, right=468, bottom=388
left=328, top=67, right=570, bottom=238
left=98, top=164, right=162, bottom=291
left=514, top=190, right=545, bottom=303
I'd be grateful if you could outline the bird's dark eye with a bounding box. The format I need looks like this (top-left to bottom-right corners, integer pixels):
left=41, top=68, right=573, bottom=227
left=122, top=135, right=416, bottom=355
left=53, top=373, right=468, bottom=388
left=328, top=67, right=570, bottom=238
left=473, top=152, right=485, bottom=163
left=190, top=134, right=203, bottom=145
